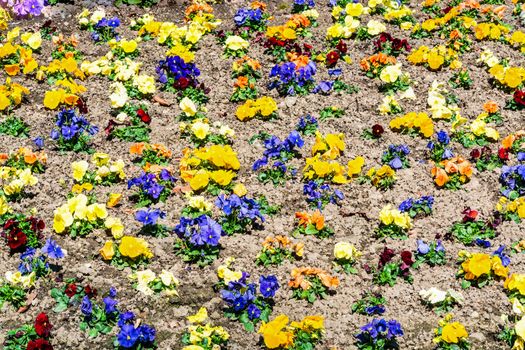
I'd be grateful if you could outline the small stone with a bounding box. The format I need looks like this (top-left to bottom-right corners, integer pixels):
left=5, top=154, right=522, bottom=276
left=284, top=96, right=297, bottom=107
left=471, top=311, right=479, bottom=318
left=470, top=332, right=486, bottom=342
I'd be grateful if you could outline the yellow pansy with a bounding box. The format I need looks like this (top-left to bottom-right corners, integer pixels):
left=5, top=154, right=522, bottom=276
left=72, top=160, right=89, bottom=182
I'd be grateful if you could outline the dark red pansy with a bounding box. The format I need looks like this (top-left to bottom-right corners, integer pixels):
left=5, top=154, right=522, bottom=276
left=400, top=251, right=414, bottom=266
left=34, top=313, right=52, bottom=338
left=27, top=338, right=53, bottom=350
left=336, top=40, right=347, bottom=54
left=379, top=247, right=395, bottom=267
left=137, top=109, right=151, bottom=124
left=179, top=77, right=191, bottom=89
left=372, top=124, right=384, bottom=137
left=7, top=230, right=27, bottom=251
left=326, top=51, right=340, bottom=67
left=470, top=149, right=481, bottom=159
left=513, top=90, right=525, bottom=106
left=498, top=147, right=509, bottom=160
left=65, top=283, right=77, bottom=298
left=84, top=285, right=97, bottom=298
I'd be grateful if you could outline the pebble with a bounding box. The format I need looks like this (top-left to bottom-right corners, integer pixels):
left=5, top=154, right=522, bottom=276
left=284, top=96, right=297, bottom=107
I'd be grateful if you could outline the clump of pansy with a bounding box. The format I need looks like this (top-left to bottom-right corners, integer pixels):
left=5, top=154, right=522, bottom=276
left=71, top=154, right=125, bottom=190
left=127, top=169, right=176, bottom=208
left=419, top=288, right=464, bottom=314
left=389, top=111, right=434, bottom=138
left=371, top=247, right=414, bottom=286
left=427, top=130, right=455, bottom=162
left=413, top=240, right=446, bottom=268
left=0, top=147, right=47, bottom=174
left=431, top=156, right=473, bottom=190
left=303, top=180, right=344, bottom=209
left=359, top=165, right=396, bottom=190
left=79, top=287, right=119, bottom=338
left=181, top=307, right=229, bottom=349
left=304, top=132, right=364, bottom=185
left=288, top=267, right=339, bottom=303
left=230, top=56, right=261, bottom=102
left=233, top=2, right=270, bottom=34
left=39, top=57, right=85, bottom=84
left=180, top=195, right=214, bottom=218
left=268, top=61, right=317, bottom=96
left=109, top=38, right=140, bottom=60
left=304, top=153, right=364, bottom=185
left=0, top=165, right=39, bottom=202
left=500, top=165, right=525, bottom=200
left=352, top=292, right=386, bottom=316
left=77, top=9, right=120, bottom=42
left=319, top=106, right=345, bottom=121
left=220, top=271, right=280, bottom=332
left=215, top=194, right=265, bottom=235
left=0, top=79, right=30, bottom=115
left=256, top=235, right=304, bottom=267
left=179, top=145, right=240, bottom=194
left=469, top=146, right=506, bottom=172
left=456, top=250, right=509, bottom=288
left=501, top=130, right=525, bottom=160
left=129, top=142, right=171, bottom=168
left=509, top=89, right=525, bottom=110
left=129, top=269, right=179, bottom=298
left=53, top=194, right=118, bottom=238
left=449, top=68, right=473, bottom=90
left=354, top=318, right=404, bottom=350
left=359, top=53, right=397, bottom=79
left=235, top=96, right=278, bottom=121
left=50, top=108, right=98, bottom=153
left=407, top=44, right=460, bottom=71
left=374, top=33, right=411, bottom=57
left=321, top=40, right=351, bottom=68
left=296, top=115, right=318, bottom=136
left=498, top=312, right=525, bottom=350
left=18, top=239, right=65, bottom=276
left=264, top=23, right=310, bottom=61
left=173, top=214, right=222, bottom=266
left=451, top=114, right=500, bottom=148
left=107, top=104, right=152, bottom=143
left=449, top=208, right=497, bottom=245
left=376, top=205, right=412, bottom=239
left=504, top=273, right=525, bottom=306
left=1, top=213, right=45, bottom=253
left=135, top=208, right=168, bottom=237
left=496, top=196, right=525, bottom=223
left=258, top=314, right=325, bottom=350
left=223, top=35, right=249, bottom=58
left=377, top=95, right=405, bottom=116
left=312, top=69, right=359, bottom=96
left=3, top=312, right=54, bottom=350
left=433, top=315, right=470, bottom=350
left=381, top=144, right=410, bottom=170
left=99, top=236, right=154, bottom=270
left=377, top=62, right=412, bottom=96
left=398, top=196, right=434, bottom=218
left=179, top=118, right=234, bottom=147
left=156, top=55, right=208, bottom=104
left=114, top=310, right=156, bottom=350
left=0, top=269, right=35, bottom=309
left=293, top=210, right=334, bottom=239
left=1, top=239, right=64, bottom=309
left=333, top=241, right=361, bottom=274
left=253, top=131, right=304, bottom=186
left=50, top=278, right=97, bottom=313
